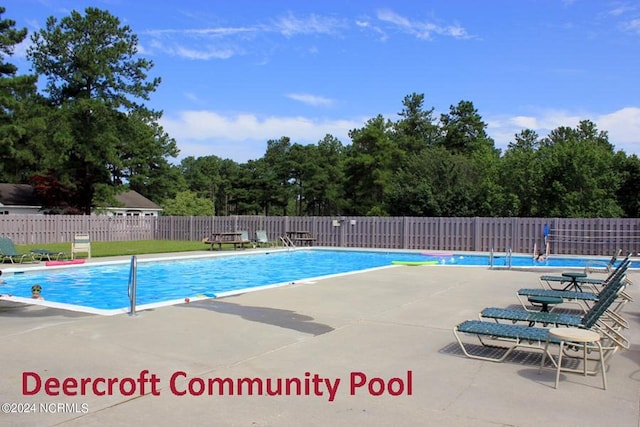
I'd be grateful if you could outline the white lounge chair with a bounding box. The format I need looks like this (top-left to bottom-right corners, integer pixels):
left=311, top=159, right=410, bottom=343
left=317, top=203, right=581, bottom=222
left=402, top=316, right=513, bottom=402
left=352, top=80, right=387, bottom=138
left=71, top=234, right=91, bottom=259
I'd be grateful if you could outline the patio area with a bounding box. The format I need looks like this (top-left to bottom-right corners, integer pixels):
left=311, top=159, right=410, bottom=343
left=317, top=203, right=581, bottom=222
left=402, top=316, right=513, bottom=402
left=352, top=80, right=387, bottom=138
left=0, top=256, right=638, bottom=426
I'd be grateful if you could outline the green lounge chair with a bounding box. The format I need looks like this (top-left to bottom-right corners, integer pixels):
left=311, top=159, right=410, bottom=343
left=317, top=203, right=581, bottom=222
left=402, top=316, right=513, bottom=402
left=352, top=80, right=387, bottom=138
left=538, top=252, right=627, bottom=292
left=584, top=249, right=622, bottom=274
left=454, top=320, right=561, bottom=363
left=539, top=274, right=605, bottom=291
left=0, top=236, right=36, bottom=263
left=454, top=318, right=624, bottom=382
left=518, top=257, right=632, bottom=312
left=31, top=248, right=65, bottom=261
left=454, top=289, right=628, bottom=364
left=481, top=266, right=630, bottom=331
left=454, top=262, right=630, bottom=363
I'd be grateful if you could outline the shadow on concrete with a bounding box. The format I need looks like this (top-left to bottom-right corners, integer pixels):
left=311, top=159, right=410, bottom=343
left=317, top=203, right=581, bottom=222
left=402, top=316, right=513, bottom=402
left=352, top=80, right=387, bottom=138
left=440, top=341, right=580, bottom=370
left=627, top=310, right=640, bottom=327
left=179, top=299, right=334, bottom=336
left=0, top=304, right=93, bottom=318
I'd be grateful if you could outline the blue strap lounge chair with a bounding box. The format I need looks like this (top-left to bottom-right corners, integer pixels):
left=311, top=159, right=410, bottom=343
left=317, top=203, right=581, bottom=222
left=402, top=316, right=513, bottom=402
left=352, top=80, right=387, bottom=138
left=538, top=252, right=629, bottom=292
left=454, top=264, right=630, bottom=363
left=457, top=320, right=613, bottom=386
left=584, top=249, right=622, bottom=274
left=453, top=320, right=560, bottom=363
left=31, top=249, right=65, bottom=261
left=454, top=300, right=628, bottom=364
left=481, top=268, right=630, bottom=331
left=539, top=274, right=605, bottom=291
left=0, top=236, right=35, bottom=263
left=517, top=257, right=632, bottom=312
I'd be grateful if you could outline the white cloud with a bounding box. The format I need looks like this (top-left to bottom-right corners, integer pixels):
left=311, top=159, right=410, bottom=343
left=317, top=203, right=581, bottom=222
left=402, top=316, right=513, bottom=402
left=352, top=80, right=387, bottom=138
left=146, top=27, right=255, bottom=38
left=271, top=12, right=346, bottom=37
left=163, top=106, right=640, bottom=163
left=286, top=93, right=334, bottom=107
left=376, top=9, right=470, bottom=40
left=377, top=10, right=412, bottom=29
left=143, top=9, right=469, bottom=61
left=161, top=110, right=360, bottom=162
left=609, top=5, right=632, bottom=17
left=355, top=18, right=388, bottom=41
left=143, top=13, right=346, bottom=59
left=622, top=18, right=640, bottom=34
left=184, top=92, right=203, bottom=104
left=12, top=38, right=30, bottom=59
left=173, top=45, right=237, bottom=60
left=487, top=107, right=640, bottom=155
left=147, top=37, right=241, bottom=60
left=597, top=107, right=640, bottom=149
left=510, top=116, right=538, bottom=129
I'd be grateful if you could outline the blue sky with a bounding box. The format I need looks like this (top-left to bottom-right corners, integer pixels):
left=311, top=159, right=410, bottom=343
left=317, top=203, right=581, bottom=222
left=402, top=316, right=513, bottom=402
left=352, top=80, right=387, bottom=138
left=4, top=0, right=640, bottom=162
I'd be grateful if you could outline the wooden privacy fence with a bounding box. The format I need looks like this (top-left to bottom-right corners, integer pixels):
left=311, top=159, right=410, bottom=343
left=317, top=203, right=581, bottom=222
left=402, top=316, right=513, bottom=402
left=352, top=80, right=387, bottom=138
left=1, top=215, right=640, bottom=256
left=0, top=215, right=156, bottom=245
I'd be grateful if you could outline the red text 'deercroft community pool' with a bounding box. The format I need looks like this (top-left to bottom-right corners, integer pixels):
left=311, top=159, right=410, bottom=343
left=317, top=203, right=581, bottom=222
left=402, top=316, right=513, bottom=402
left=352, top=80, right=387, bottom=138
left=22, top=370, right=413, bottom=402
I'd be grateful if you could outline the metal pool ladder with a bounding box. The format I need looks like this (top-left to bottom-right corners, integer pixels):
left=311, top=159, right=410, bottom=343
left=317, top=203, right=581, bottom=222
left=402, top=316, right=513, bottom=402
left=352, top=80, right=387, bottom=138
left=279, top=235, right=296, bottom=249
left=489, top=248, right=513, bottom=269
left=128, top=255, right=137, bottom=316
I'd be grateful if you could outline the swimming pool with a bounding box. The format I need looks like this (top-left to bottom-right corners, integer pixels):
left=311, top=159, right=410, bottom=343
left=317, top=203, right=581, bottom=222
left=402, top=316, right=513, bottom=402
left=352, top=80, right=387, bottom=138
left=0, top=249, right=632, bottom=314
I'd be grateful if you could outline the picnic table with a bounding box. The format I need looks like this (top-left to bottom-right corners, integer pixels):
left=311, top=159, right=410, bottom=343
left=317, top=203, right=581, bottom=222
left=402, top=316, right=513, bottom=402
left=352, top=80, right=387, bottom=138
left=202, top=231, right=250, bottom=250
left=285, top=230, right=316, bottom=246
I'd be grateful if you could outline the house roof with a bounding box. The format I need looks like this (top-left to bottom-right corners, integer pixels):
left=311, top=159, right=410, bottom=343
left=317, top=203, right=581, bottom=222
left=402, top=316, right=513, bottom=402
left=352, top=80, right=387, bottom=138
left=0, top=184, right=160, bottom=210
left=113, top=190, right=162, bottom=210
left=0, top=183, right=41, bottom=207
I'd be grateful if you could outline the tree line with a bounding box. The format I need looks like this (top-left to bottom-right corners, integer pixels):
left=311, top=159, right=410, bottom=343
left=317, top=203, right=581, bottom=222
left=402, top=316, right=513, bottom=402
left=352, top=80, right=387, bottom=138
left=1, top=7, right=638, bottom=218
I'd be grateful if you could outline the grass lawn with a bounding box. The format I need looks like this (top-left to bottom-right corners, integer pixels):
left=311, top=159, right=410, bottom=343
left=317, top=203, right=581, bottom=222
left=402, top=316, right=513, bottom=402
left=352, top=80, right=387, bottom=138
left=17, top=240, right=214, bottom=258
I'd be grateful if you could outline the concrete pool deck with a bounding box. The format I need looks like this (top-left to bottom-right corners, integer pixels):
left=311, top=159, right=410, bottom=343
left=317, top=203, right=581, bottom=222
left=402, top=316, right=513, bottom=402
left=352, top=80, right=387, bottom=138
left=0, top=252, right=639, bottom=426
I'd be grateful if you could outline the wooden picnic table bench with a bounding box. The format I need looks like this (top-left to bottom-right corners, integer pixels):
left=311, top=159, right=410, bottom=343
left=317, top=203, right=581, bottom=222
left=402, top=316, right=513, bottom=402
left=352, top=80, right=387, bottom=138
left=203, top=231, right=250, bottom=250
left=285, top=230, right=316, bottom=246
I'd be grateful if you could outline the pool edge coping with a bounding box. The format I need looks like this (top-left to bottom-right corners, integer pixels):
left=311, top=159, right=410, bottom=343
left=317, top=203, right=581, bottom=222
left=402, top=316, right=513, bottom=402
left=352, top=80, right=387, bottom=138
left=0, top=248, right=621, bottom=316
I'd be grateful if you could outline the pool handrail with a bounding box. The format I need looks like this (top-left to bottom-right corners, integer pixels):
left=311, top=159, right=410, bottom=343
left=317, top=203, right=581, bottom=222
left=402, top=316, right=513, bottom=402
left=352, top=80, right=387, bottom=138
left=128, top=255, right=137, bottom=316
left=279, top=235, right=295, bottom=249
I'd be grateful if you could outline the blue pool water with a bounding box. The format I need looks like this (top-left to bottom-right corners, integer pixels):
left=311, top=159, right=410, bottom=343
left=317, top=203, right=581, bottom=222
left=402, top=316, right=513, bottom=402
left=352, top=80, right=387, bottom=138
left=0, top=249, right=631, bottom=311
